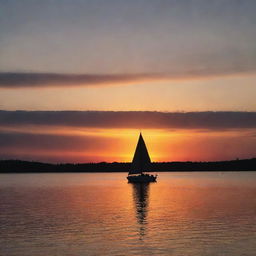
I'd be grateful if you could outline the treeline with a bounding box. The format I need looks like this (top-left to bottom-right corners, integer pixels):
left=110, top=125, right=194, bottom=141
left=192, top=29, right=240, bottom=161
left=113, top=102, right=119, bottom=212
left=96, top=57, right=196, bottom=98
left=0, top=158, right=256, bottom=173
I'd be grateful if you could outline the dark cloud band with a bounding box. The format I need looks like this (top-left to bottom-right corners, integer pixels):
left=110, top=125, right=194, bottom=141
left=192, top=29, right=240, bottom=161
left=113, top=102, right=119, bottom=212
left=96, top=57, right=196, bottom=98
left=0, top=110, right=255, bottom=129
left=0, top=72, right=161, bottom=88
left=0, top=131, right=112, bottom=151
left=0, top=69, right=254, bottom=88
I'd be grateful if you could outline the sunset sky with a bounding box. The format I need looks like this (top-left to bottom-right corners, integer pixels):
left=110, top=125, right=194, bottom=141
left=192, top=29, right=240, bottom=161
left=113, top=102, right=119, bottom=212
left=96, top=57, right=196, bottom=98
left=0, top=0, right=256, bottom=162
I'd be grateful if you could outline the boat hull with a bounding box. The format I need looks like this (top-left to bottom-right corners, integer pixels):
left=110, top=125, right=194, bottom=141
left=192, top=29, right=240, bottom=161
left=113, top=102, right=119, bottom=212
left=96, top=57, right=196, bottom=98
left=127, top=174, right=157, bottom=183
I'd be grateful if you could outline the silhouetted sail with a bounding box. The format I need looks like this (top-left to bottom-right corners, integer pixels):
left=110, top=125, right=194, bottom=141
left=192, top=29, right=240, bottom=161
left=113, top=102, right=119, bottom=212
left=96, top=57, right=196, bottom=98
left=129, top=133, right=151, bottom=175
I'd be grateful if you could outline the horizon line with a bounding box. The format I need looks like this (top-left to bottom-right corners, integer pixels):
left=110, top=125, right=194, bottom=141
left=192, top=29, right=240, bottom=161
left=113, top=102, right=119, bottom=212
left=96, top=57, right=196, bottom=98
left=1, top=157, right=255, bottom=165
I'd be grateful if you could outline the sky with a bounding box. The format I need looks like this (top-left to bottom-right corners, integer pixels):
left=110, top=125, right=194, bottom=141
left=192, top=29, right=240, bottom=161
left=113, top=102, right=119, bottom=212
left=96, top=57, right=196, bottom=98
left=0, top=0, right=256, bottom=162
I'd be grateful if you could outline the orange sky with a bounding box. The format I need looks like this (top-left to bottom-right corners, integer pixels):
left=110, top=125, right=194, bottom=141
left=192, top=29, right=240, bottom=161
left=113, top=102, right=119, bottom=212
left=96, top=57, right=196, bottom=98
left=0, top=1, right=256, bottom=163
left=0, top=125, right=255, bottom=163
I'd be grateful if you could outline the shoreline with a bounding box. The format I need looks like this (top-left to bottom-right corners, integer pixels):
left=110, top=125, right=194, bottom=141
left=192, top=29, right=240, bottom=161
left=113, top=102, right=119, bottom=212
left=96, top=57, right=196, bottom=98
left=1, top=158, right=256, bottom=173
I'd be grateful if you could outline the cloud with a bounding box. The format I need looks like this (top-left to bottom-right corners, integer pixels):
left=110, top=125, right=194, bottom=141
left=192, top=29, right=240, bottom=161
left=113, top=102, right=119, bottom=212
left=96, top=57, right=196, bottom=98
left=0, top=110, right=255, bottom=130
left=0, top=110, right=255, bottom=162
left=0, top=72, right=162, bottom=88
left=0, top=68, right=254, bottom=88
left=0, top=131, right=113, bottom=151
left=0, top=131, right=121, bottom=163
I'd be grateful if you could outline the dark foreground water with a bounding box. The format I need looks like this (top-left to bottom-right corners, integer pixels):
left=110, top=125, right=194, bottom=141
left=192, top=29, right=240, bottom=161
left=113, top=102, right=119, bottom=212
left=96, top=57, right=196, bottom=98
left=0, top=172, right=256, bottom=256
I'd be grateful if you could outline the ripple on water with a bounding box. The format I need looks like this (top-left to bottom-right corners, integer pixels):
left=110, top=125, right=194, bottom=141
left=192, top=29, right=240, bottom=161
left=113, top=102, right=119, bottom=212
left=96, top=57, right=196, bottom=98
left=0, top=172, right=256, bottom=256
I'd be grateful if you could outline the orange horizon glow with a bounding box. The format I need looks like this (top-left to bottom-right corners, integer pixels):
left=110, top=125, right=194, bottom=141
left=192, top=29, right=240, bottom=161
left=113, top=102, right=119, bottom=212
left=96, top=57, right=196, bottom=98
left=0, top=126, right=255, bottom=163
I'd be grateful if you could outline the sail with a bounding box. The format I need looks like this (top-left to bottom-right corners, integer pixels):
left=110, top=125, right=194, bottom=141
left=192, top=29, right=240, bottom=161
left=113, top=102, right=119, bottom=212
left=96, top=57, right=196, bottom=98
left=129, top=133, right=151, bottom=175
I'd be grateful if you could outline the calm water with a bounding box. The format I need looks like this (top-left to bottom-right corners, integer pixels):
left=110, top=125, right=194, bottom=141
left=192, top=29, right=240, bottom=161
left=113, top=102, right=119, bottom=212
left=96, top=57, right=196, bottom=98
left=1, top=172, right=256, bottom=256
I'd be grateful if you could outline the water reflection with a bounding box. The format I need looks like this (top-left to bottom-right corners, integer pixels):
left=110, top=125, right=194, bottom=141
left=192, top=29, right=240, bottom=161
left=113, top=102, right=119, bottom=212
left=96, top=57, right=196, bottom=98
left=131, top=183, right=150, bottom=239
left=1, top=173, right=256, bottom=256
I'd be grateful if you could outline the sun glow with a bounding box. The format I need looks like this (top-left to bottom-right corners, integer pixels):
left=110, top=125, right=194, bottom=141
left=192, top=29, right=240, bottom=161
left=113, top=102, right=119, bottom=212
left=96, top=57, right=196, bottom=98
left=0, top=123, right=255, bottom=163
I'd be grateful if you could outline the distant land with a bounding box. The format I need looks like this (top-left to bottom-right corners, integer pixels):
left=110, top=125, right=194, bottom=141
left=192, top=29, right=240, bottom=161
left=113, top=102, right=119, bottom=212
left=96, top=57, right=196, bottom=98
left=0, top=158, right=256, bottom=173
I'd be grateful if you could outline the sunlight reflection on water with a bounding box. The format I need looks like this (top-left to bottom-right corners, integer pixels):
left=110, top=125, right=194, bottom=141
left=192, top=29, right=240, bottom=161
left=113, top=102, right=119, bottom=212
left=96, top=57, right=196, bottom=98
left=0, top=172, right=256, bottom=256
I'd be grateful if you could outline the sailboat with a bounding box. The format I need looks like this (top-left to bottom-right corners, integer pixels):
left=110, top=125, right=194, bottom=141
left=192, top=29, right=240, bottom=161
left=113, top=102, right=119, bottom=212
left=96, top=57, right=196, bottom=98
left=127, top=133, right=157, bottom=183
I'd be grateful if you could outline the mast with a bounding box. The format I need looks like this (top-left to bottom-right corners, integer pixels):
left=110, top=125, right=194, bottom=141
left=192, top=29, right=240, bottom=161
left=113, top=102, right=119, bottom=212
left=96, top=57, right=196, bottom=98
left=129, top=133, right=151, bottom=175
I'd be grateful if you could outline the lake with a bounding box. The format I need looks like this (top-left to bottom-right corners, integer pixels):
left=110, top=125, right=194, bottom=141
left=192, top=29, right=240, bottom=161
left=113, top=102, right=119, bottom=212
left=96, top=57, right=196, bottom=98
left=1, top=172, right=256, bottom=256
